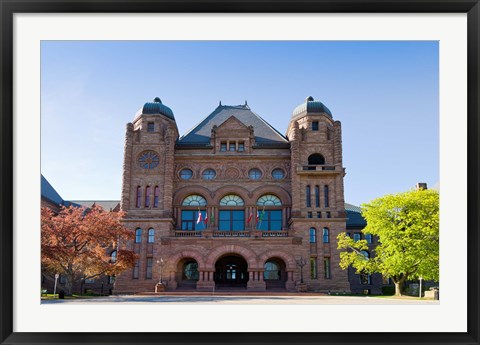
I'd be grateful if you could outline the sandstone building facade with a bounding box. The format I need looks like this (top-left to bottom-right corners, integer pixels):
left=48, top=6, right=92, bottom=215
left=113, top=97, right=362, bottom=293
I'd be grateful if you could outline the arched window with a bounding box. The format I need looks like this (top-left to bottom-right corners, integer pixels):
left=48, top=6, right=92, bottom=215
left=256, top=195, right=282, bottom=231
left=219, top=195, right=245, bottom=231
left=134, top=228, right=142, bottom=243
left=145, top=186, right=151, bottom=207
left=220, top=194, right=244, bottom=206
left=257, top=194, right=282, bottom=206
left=136, top=186, right=142, bottom=208
left=360, top=250, right=370, bottom=259
left=308, top=153, right=325, bottom=165
left=264, top=261, right=281, bottom=280
left=110, top=250, right=117, bottom=263
left=306, top=185, right=311, bottom=207
left=182, top=195, right=207, bottom=206
left=183, top=261, right=199, bottom=281
left=148, top=228, right=155, bottom=243
left=309, top=228, right=316, bottom=243
left=153, top=186, right=159, bottom=208
left=322, top=228, right=330, bottom=243
left=181, top=195, right=207, bottom=230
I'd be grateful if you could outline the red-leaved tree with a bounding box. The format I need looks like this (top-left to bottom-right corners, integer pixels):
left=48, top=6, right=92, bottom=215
left=41, top=205, right=137, bottom=295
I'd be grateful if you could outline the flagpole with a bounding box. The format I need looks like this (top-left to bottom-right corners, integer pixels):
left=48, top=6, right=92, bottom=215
left=258, top=206, right=265, bottom=229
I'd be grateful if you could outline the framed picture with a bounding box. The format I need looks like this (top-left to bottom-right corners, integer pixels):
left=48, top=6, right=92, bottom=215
left=1, top=1, right=478, bottom=344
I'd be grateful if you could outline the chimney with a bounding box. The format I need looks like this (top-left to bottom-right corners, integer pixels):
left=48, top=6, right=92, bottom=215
left=416, top=183, right=427, bottom=191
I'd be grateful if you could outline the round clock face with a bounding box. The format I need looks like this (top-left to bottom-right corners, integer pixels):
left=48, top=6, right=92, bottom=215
left=138, top=151, right=160, bottom=169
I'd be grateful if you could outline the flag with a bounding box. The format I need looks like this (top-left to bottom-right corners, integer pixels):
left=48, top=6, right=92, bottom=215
left=204, top=211, right=209, bottom=225
left=210, top=210, right=215, bottom=224
left=257, top=209, right=265, bottom=224
left=247, top=212, right=253, bottom=224
left=196, top=210, right=203, bottom=224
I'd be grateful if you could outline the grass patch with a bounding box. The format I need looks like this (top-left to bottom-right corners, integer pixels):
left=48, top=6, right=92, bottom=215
left=41, top=293, right=107, bottom=300
left=369, top=295, right=435, bottom=300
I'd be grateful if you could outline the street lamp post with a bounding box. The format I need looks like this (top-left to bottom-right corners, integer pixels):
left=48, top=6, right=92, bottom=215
left=53, top=273, right=59, bottom=298
left=296, top=257, right=306, bottom=284
left=157, top=258, right=165, bottom=284
left=155, top=258, right=166, bottom=293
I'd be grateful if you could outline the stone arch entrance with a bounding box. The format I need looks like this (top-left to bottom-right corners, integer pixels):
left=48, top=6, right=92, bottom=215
left=214, top=254, right=249, bottom=288
left=263, top=257, right=287, bottom=290
left=176, top=257, right=199, bottom=289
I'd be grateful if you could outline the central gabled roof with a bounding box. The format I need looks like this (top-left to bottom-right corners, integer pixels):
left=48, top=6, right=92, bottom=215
left=177, top=104, right=289, bottom=146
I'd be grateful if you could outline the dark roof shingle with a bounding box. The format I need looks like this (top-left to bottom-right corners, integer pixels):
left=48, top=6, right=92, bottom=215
left=345, top=203, right=367, bottom=228
left=41, top=175, right=64, bottom=205
left=178, top=104, right=288, bottom=145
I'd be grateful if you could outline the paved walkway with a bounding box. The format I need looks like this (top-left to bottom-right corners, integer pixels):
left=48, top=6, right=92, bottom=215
left=42, top=295, right=439, bottom=305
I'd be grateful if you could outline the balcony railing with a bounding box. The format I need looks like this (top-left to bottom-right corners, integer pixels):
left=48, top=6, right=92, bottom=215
left=174, top=231, right=202, bottom=237
left=173, top=230, right=289, bottom=238
left=301, top=165, right=336, bottom=171
left=212, top=231, right=250, bottom=237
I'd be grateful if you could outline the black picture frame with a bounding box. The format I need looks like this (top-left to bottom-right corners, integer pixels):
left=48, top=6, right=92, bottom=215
left=1, top=1, right=479, bottom=344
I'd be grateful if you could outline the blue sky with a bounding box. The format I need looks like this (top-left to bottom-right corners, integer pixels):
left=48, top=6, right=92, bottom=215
left=41, top=41, right=439, bottom=206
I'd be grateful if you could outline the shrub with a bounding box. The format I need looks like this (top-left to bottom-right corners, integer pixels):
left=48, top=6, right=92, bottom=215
left=382, top=286, right=395, bottom=295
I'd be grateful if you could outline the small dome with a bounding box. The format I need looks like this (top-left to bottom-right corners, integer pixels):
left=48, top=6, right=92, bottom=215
left=136, top=97, right=175, bottom=121
left=292, top=96, right=332, bottom=119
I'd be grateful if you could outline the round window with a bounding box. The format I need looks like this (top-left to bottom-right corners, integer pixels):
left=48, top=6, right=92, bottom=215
left=179, top=168, right=193, bottom=180
left=271, top=168, right=285, bottom=179
left=138, top=151, right=160, bottom=170
left=202, top=169, right=216, bottom=180
left=248, top=168, right=262, bottom=180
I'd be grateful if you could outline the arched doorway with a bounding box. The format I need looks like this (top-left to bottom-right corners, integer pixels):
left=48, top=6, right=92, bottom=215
left=214, top=255, right=248, bottom=288
left=263, top=257, right=287, bottom=290
left=308, top=153, right=325, bottom=165
left=176, top=258, right=199, bottom=289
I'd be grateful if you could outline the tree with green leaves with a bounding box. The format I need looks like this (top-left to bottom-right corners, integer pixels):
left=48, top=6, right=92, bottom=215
left=337, top=188, right=439, bottom=296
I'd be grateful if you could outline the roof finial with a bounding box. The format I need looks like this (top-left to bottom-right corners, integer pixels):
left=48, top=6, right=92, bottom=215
left=154, top=97, right=162, bottom=103
left=244, top=100, right=248, bottom=106
left=219, top=100, right=222, bottom=106
left=306, top=96, right=314, bottom=102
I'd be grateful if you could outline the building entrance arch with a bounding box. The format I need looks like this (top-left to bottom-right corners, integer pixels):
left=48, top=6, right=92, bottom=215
left=263, top=257, right=287, bottom=290
left=176, top=257, right=199, bottom=289
left=214, top=254, right=248, bottom=288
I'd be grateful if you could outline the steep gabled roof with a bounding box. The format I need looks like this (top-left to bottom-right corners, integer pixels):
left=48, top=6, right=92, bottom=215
left=41, top=175, right=64, bottom=205
left=345, top=203, right=367, bottom=228
left=177, top=104, right=288, bottom=146
left=70, top=200, right=120, bottom=212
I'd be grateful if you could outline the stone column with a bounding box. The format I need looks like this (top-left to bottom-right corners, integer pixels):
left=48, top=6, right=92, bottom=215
left=196, top=270, right=215, bottom=291
left=247, top=269, right=266, bottom=291
left=286, top=271, right=295, bottom=291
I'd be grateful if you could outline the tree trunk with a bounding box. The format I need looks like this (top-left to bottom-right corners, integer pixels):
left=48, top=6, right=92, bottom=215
left=394, top=281, right=402, bottom=296
left=65, top=272, right=75, bottom=295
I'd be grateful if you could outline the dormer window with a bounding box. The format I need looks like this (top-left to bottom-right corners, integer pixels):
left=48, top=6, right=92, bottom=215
left=220, top=140, right=246, bottom=153
left=147, top=122, right=154, bottom=132
left=312, top=121, right=319, bottom=131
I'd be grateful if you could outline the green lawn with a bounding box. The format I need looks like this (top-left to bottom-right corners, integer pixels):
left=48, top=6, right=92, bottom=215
left=41, top=293, right=107, bottom=300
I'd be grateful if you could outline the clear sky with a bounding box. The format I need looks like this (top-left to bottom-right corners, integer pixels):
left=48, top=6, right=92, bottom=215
left=41, top=41, right=439, bottom=206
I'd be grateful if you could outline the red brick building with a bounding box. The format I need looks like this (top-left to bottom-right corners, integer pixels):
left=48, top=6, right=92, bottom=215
left=114, top=96, right=356, bottom=293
